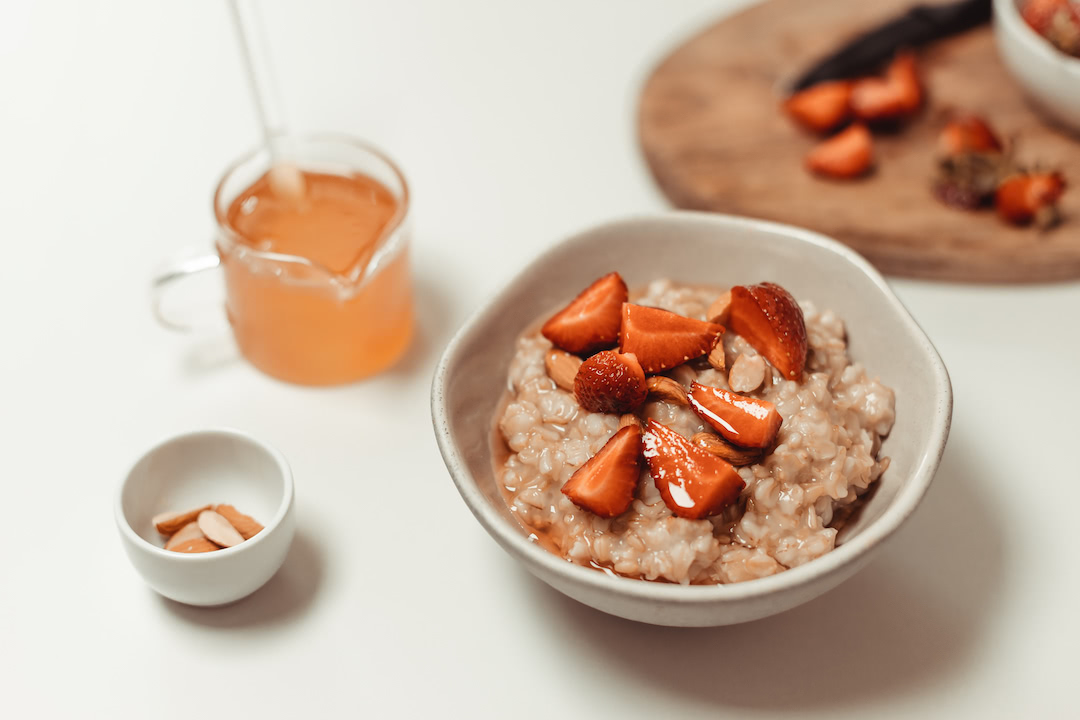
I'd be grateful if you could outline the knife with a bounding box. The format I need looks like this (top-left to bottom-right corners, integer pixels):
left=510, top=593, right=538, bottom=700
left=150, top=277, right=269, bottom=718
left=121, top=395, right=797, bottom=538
left=790, top=0, right=992, bottom=92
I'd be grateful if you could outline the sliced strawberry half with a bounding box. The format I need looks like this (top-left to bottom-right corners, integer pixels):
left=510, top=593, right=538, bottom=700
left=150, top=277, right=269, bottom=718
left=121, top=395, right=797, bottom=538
left=541, top=272, right=627, bottom=355
left=850, top=52, right=923, bottom=121
left=995, top=172, right=1066, bottom=226
left=641, top=420, right=745, bottom=520
left=728, top=282, right=808, bottom=381
left=937, top=114, right=1003, bottom=156
left=783, top=80, right=853, bottom=133
left=805, top=123, right=873, bottom=179
left=688, top=382, right=783, bottom=449
left=574, top=350, right=648, bottom=414
left=619, top=304, right=724, bottom=374
left=562, top=424, right=643, bottom=518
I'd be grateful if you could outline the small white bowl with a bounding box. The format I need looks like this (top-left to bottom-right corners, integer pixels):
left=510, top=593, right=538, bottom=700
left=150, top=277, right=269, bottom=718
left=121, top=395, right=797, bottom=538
left=995, top=0, right=1080, bottom=133
left=115, top=428, right=296, bottom=606
left=432, top=212, right=952, bottom=627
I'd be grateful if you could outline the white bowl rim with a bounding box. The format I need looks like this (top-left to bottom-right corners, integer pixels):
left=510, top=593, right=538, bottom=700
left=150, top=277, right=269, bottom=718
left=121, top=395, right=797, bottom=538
left=431, top=211, right=953, bottom=605
left=994, top=0, right=1080, bottom=74
left=114, top=427, right=295, bottom=562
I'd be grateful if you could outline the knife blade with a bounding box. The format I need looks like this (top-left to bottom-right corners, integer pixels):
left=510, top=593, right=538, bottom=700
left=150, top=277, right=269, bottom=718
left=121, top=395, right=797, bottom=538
left=790, top=0, right=992, bottom=92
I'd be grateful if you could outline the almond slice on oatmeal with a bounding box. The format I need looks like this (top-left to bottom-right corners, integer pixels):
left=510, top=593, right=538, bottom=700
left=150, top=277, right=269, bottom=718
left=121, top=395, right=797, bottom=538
left=707, top=290, right=732, bottom=325
left=728, top=354, right=766, bottom=393
left=646, top=376, right=688, bottom=406
left=706, top=341, right=726, bottom=372
left=545, top=349, right=582, bottom=392
left=153, top=505, right=213, bottom=536
left=618, top=414, right=642, bottom=430
left=690, top=432, right=764, bottom=467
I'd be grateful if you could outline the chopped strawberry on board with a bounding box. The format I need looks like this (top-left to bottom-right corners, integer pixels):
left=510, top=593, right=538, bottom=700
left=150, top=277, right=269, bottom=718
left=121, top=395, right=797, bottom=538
left=804, top=123, right=873, bottom=180
left=850, top=52, right=923, bottom=122
left=995, top=172, right=1067, bottom=227
left=541, top=272, right=628, bottom=356
left=688, top=382, right=783, bottom=449
left=938, top=114, right=1004, bottom=156
left=783, top=80, right=854, bottom=133
left=641, top=420, right=745, bottom=520
left=574, top=350, right=648, bottom=414
left=619, top=304, right=725, bottom=374
left=727, top=282, right=808, bottom=381
left=562, top=424, right=643, bottom=518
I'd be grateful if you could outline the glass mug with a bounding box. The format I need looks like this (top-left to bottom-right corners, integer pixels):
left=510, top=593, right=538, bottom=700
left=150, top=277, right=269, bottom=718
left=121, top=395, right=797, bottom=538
left=154, top=134, right=414, bottom=385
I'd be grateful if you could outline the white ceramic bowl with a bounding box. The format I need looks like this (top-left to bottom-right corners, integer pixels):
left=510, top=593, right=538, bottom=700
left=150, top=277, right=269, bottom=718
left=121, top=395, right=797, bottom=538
left=115, top=428, right=296, bottom=606
left=432, top=213, right=952, bottom=627
left=995, top=0, right=1080, bottom=133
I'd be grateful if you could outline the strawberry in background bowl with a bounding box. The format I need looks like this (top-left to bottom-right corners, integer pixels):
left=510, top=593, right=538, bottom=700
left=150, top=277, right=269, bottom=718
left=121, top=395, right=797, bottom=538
left=995, top=0, right=1080, bottom=133
left=431, top=213, right=952, bottom=627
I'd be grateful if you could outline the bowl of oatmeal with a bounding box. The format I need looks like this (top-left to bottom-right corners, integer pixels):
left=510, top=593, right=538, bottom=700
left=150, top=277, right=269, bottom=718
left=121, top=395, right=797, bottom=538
left=432, top=213, right=951, bottom=626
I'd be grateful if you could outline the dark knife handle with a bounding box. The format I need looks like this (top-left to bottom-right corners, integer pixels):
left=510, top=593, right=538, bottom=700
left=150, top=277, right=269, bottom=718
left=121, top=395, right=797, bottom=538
left=791, top=0, right=992, bottom=92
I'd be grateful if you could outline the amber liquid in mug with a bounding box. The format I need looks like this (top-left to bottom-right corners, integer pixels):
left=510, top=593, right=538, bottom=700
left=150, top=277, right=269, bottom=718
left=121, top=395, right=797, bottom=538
left=221, top=170, right=413, bottom=384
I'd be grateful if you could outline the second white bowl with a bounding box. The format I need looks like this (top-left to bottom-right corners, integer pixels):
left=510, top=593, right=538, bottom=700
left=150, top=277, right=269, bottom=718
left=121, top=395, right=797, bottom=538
left=115, top=428, right=296, bottom=606
left=995, top=0, right=1080, bottom=133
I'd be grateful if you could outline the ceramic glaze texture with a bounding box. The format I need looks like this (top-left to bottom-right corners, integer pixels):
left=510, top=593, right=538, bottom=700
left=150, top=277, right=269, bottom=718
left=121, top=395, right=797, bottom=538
left=432, top=213, right=952, bottom=626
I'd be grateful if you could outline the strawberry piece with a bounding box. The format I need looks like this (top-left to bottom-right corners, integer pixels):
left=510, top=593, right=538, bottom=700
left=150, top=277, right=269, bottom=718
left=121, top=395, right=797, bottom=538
left=541, top=272, right=628, bottom=355
left=783, top=81, right=853, bottom=133
left=619, top=304, right=724, bottom=374
left=805, top=123, right=873, bottom=179
left=574, top=350, right=648, bottom=414
left=688, top=382, right=783, bottom=449
left=995, top=172, right=1067, bottom=226
left=641, top=420, right=745, bottom=520
left=851, top=52, right=923, bottom=121
left=1021, top=0, right=1068, bottom=33
left=938, top=114, right=1004, bottom=156
left=728, top=282, right=808, bottom=381
left=562, top=424, right=643, bottom=518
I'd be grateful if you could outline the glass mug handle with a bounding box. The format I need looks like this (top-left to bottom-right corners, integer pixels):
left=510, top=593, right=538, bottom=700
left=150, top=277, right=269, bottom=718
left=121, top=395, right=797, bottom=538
left=151, top=249, right=222, bottom=332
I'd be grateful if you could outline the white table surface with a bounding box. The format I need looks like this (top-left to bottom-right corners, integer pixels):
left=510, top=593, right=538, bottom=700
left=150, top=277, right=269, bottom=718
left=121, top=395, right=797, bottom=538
left=2, top=1, right=1078, bottom=717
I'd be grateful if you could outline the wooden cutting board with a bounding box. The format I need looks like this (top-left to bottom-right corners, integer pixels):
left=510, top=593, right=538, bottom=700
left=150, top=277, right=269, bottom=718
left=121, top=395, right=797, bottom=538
left=638, top=0, right=1080, bottom=283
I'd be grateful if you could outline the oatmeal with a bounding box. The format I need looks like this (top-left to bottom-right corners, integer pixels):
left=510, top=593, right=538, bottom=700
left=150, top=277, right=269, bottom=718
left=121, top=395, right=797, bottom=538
left=496, top=277, right=895, bottom=585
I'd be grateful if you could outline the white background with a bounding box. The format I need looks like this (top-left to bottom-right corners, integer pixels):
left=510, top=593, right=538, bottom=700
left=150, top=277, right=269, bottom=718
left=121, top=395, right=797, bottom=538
left=2, top=1, right=1078, bottom=717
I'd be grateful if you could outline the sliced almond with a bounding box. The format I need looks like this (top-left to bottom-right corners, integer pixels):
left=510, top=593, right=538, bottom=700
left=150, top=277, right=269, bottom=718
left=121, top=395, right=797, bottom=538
left=707, top=290, right=732, bottom=325
left=707, top=341, right=726, bottom=372
left=545, top=349, right=582, bottom=392
left=198, top=510, right=244, bottom=548
left=618, top=414, right=642, bottom=430
left=169, top=537, right=219, bottom=554
left=728, top=354, right=766, bottom=393
left=164, top=521, right=204, bottom=550
left=646, top=376, right=688, bottom=406
left=153, top=505, right=212, bottom=536
left=215, top=504, right=264, bottom=540
left=691, top=432, right=763, bottom=467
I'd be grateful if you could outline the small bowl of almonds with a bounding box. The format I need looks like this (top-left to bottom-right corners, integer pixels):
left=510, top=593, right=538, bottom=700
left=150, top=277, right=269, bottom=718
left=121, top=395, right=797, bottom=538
left=115, top=428, right=296, bottom=606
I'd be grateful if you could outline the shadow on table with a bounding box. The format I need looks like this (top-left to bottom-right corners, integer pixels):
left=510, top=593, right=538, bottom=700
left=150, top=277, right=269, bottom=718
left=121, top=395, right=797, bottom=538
left=383, top=260, right=461, bottom=382
left=159, top=531, right=324, bottom=629
left=526, top=430, right=1004, bottom=711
